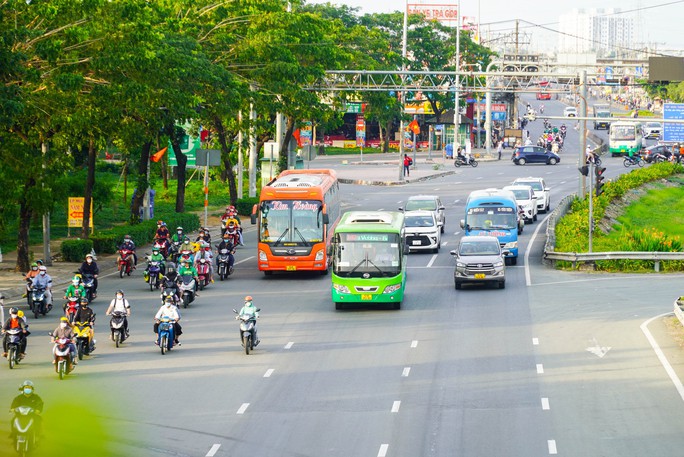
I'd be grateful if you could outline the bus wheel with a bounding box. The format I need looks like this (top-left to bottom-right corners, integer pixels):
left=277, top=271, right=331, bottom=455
left=393, top=302, right=401, bottom=310
left=335, top=302, right=343, bottom=310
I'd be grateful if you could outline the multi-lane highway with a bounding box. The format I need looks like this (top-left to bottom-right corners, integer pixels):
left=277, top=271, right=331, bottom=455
left=3, top=97, right=683, bottom=457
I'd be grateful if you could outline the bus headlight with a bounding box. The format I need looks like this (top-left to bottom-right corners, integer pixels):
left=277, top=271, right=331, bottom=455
left=258, top=250, right=268, bottom=262
left=314, top=250, right=324, bottom=261
left=333, top=284, right=350, bottom=294
left=503, top=241, right=518, bottom=249
left=383, top=283, right=402, bottom=294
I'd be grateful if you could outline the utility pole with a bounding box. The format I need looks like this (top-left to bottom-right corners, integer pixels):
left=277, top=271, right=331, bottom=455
left=579, top=70, right=587, bottom=198
left=249, top=85, right=257, bottom=197
left=237, top=110, right=243, bottom=199
left=42, top=142, right=51, bottom=266
left=398, top=1, right=408, bottom=181
left=453, top=0, right=461, bottom=151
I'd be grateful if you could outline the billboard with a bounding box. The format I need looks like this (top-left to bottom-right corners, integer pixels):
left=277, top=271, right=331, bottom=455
left=407, top=3, right=458, bottom=22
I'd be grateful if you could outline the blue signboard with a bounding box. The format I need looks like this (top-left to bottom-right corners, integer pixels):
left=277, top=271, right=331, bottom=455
left=663, top=103, right=684, bottom=142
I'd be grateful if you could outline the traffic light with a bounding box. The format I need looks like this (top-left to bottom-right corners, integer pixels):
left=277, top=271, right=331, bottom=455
left=595, top=166, right=606, bottom=196
left=579, top=165, right=589, bottom=176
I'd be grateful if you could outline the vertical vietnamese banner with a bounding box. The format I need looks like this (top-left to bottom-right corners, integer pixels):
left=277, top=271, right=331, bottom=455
left=356, top=114, right=366, bottom=161
left=67, top=197, right=94, bottom=236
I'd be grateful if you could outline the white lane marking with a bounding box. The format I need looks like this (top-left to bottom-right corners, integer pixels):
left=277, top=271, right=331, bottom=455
left=541, top=398, right=550, bottom=410
left=378, top=208, right=384, bottom=211
left=284, top=342, right=294, bottom=349
left=237, top=403, right=250, bottom=414
left=205, top=444, right=221, bottom=457
left=391, top=401, right=401, bottom=413
left=476, top=176, right=483, bottom=180
left=402, top=367, right=411, bottom=377
left=411, top=340, right=418, bottom=348
left=641, top=312, right=684, bottom=402
left=264, top=369, right=275, bottom=378
left=442, top=241, right=448, bottom=246
left=407, top=266, right=452, bottom=269
left=235, top=256, right=255, bottom=265
left=453, top=231, right=461, bottom=236
left=548, top=439, right=558, bottom=454
left=426, top=254, right=438, bottom=268
left=525, top=212, right=553, bottom=286
left=532, top=337, right=539, bottom=345
left=378, top=444, right=389, bottom=457
left=536, top=364, right=544, bottom=374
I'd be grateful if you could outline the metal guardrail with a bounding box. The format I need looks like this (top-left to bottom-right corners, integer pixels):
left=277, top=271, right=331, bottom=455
left=674, top=298, right=684, bottom=328
left=544, top=251, right=684, bottom=271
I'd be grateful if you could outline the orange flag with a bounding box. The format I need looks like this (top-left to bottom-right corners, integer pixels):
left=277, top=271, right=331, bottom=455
left=408, top=119, right=420, bottom=135
left=150, top=147, right=167, bottom=163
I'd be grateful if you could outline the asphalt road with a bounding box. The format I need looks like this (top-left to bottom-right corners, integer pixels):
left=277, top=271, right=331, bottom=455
left=2, top=97, right=683, bottom=457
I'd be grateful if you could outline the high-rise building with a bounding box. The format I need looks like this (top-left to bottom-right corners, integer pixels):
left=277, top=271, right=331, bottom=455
left=559, top=8, right=634, bottom=56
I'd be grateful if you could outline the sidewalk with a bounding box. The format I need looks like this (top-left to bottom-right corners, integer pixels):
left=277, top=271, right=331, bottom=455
left=0, top=150, right=498, bottom=302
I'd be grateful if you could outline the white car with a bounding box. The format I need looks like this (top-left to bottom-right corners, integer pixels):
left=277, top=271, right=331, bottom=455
left=400, top=195, right=446, bottom=233
left=512, top=177, right=551, bottom=213
left=403, top=210, right=441, bottom=253
left=643, top=122, right=662, bottom=139
left=503, top=185, right=538, bottom=223
left=563, top=106, right=577, bottom=117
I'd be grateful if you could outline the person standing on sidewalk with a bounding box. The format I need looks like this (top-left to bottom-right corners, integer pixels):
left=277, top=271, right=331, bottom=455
left=403, top=154, right=412, bottom=177
left=497, top=140, right=503, bottom=160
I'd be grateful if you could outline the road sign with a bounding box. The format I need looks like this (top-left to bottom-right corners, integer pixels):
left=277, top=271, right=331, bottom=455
left=355, top=115, right=366, bottom=147
left=663, top=103, right=684, bottom=142
left=68, top=197, right=93, bottom=228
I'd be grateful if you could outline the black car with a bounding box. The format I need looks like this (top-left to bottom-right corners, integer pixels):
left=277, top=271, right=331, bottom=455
left=642, top=144, right=672, bottom=163
left=512, top=146, right=561, bottom=165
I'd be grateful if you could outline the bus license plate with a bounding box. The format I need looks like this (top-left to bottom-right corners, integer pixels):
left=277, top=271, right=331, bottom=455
left=474, top=274, right=485, bottom=279
left=286, top=266, right=296, bottom=271
left=361, top=294, right=372, bottom=300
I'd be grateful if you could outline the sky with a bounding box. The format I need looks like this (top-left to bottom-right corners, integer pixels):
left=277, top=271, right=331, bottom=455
left=306, top=0, right=684, bottom=54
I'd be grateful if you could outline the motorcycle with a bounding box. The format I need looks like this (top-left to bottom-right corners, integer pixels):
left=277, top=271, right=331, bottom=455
left=157, top=317, right=176, bottom=355
left=29, top=287, right=48, bottom=319
left=64, top=296, right=79, bottom=324
left=216, top=248, right=234, bottom=280
left=118, top=248, right=135, bottom=278
left=196, top=258, right=210, bottom=290
left=81, top=274, right=96, bottom=302
left=5, top=328, right=24, bottom=369
left=233, top=309, right=260, bottom=355
left=110, top=311, right=127, bottom=348
left=144, top=258, right=163, bottom=291
left=454, top=156, right=478, bottom=168
left=11, top=406, right=37, bottom=456
left=623, top=154, right=645, bottom=168
left=72, top=321, right=95, bottom=360
left=168, top=241, right=180, bottom=263
left=24, top=280, right=34, bottom=308
left=178, top=274, right=196, bottom=309
left=153, top=240, right=169, bottom=259
left=51, top=336, right=74, bottom=380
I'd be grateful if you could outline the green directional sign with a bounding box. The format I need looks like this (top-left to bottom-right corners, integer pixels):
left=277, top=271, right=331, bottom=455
left=168, top=123, right=201, bottom=167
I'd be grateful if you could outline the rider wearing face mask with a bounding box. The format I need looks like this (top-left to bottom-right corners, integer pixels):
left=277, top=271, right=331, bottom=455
left=154, top=297, right=182, bottom=345
left=78, top=254, right=100, bottom=299
left=2, top=307, right=29, bottom=358
left=31, top=266, right=53, bottom=309
left=106, top=290, right=131, bottom=341
left=51, top=317, right=77, bottom=365
left=10, top=381, right=44, bottom=439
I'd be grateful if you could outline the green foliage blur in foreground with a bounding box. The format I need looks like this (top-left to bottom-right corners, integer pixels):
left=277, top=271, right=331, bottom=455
left=555, top=163, right=684, bottom=271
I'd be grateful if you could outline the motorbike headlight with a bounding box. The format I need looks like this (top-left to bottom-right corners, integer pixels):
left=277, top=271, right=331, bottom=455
left=333, top=284, right=350, bottom=294
left=314, top=250, right=324, bottom=261
left=258, top=250, right=268, bottom=262
left=383, top=283, right=402, bottom=294
left=503, top=241, right=518, bottom=249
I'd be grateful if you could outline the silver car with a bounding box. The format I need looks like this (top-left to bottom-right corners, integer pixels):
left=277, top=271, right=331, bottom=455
left=400, top=195, right=446, bottom=233
left=450, top=235, right=508, bottom=289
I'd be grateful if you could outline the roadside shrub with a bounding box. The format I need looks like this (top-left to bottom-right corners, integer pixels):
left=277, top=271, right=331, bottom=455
left=90, top=234, right=118, bottom=254
left=235, top=197, right=259, bottom=217
left=61, top=239, right=94, bottom=262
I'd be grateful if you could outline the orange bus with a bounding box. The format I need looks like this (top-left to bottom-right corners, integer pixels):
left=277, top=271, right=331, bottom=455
left=250, top=169, right=341, bottom=275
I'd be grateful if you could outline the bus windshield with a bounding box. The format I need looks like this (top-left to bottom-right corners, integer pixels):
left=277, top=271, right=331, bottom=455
left=333, top=232, right=402, bottom=277
left=467, top=207, right=517, bottom=230
left=259, top=200, right=324, bottom=245
left=611, top=126, right=635, bottom=141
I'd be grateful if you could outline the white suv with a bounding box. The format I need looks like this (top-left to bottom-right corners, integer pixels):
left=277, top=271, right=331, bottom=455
left=563, top=106, right=577, bottom=117
left=512, top=177, right=550, bottom=213
left=403, top=211, right=441, bottom=253
left=503, top=185, right=538, bottom=223
left=400, top=195, right=446, bottom=233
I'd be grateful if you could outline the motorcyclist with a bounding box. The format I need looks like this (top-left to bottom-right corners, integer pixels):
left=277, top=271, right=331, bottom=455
left=23, top=262, right=40, bottom=302
left=199, top=227, right=212, bottom=245
left=73, top=297, right=96, bottom=351
left=237, top=295, right=260, bottom=346
left=178, top=258, right=199, bottom=293
left=224, top=220, right=243, bottom=246
left=2, top=307, right=29, bottom=358
left=193, top=241, right=214, bottom=283
left=154, top=220, right=170, bottom=242
left=161, top=263, right=181, bottom=303
left=171, top=226, right=189, bottom=244
left=145, top=246, right=166, bottom=277
left=31, top=266, right=53, bottom=310
left=154, top=297, right=182, bottom=345
left=105, top=290, right=131, bottom=342
left=118, top=234, right=138, bottom=268
left=51, top=317, right=77, bottom=365
left=217, top=233, right=236, bottom=272
left=78, top=253, right=100, bottom=299
left=9, top=381, right=43, bottom=439
left=64, top=276, right=86, bottom=302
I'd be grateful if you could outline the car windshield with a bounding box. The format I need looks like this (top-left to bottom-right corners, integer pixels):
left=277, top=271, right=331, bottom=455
left=460, top=241, right=500, bottom=256
left=516, top=181, right=542, bottom=191
left=405, top=215, right=435, bottom=227
left=405, top=199, right=437, bottom=211
left=509, top=189, right=530, bottom=200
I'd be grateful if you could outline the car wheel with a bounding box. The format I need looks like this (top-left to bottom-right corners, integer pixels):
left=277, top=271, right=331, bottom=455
left=533, top=212, right=538, bottom=222
left=518, top=158, right=526, bottom=165
left=498, top=281, right=506, bottom=289
left=545, top=201, right=550, bottom=212
left=549, top=158, right=558, bottom=165
left=454, top=281, right=462, bottom=290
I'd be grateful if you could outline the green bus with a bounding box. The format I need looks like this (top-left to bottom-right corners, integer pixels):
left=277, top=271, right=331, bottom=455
left=331, top=211, right=407, bottom=310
